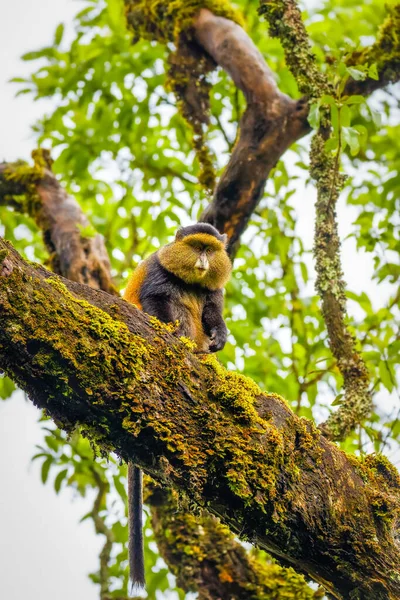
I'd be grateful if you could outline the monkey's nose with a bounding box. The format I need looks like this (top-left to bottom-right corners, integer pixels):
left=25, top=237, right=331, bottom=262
left=195, top=253, right=209, bottom=271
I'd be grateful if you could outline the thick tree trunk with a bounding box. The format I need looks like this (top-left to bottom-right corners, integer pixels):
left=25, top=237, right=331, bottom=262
left=1, top=239, right=399, bottom=600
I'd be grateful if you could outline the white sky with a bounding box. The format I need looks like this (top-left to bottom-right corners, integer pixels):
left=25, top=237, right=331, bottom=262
left=0, top=4, right=101, bottom=600
left=0, top=1, right=398, bottom=600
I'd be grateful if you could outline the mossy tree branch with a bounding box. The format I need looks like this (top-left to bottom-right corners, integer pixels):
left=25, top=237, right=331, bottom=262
left=193, top=9, right=310, bottom=253
left=0, top=150, right=117, bottom=296
left=146, top=482, right=323, bottom=600
left=1, top=150, right=318, bottom=597
left=259, top=0, right=374, bottom=440
left=0, top=239, right=399, bottom=600
left=2, top=2, right=400, bottom=596
left=345, top=3, right=400, bottom=96
left=125, top=2, right=400, bottom=257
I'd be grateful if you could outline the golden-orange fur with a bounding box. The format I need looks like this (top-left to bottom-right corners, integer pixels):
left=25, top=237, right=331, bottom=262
left=123, top=260, right=148, bottom=309
left=124, top=226, right=231, bottom=353
left=123, top=223, right=231, bottom=590
left=179, top=292, right=209, bottom=350
left=158, top=233, right=231, bottom=290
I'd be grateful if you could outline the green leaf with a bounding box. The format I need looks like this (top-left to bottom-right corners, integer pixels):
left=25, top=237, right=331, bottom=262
left=21, top=51, right=43, bottom=61
left=344, top=95, right=365, bottom=105
left=368, top=63, right=379, bottom=80
left=54, top=468, right=68, bottom=494
left=342, top=126, right=360, bottom=155
left=45, top=434, right=58, bottom=452
left=54, top=23, right=64, bottom=47
left=340, top=105, right=351, bottom=128
left=107, top=0, right=123, bottom=30
left=15, top=88, right=33, bottom=96
left=320, top=94, right=336, bottom=106
left=325, top=136, right=338, bottom=152
left=346, top=66, right=367, bottom=81
left=41, top=456, right=53, bottom=484
left=0, top=376, right=16, bottom=400
left=330, top=103, right=339, bottom=134
left=21, top=48, right=55, bottom=61
left=379, top=361, right=394, bottom=392
left=353, top=124, right=368, bottom=147
left=337, top=73, right=350, bottom=96
left=299, top=262, right=308, bottom=283
left=369, top=107, right=382, bottom=127
left=308, top=102, right=320, bottom=129
left=31, top=452, right=50, bottom=462
left=331, top=393, right=344, bottom=406
left=80, top=511, right=93, bottom=523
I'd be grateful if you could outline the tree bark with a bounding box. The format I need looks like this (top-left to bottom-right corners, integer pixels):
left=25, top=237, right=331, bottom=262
left=195, top=9, right=310, bottom=253
left=1, top=239, right=399, bottom=600
left=191, top=7, right=400, bottom=254
left=2, top=160, right=318, bottom=599
left=0, top=155, right=116, bottom=295
left=146, top=482, right=322, bottom=600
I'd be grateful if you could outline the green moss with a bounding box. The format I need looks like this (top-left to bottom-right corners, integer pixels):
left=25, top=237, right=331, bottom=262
left=2, top=269, right=156, bottom=447
left=3, top=151, right=45, bottom=216
left=179, top=335, right=197, bottom=352
left=202, top=354, right=287, bottom=423
left=197, top=354, right=322, bottom=517
left=0, top=249, right=9, bottom=264
left=146, top=482, right=320, bottom=599
left=148, top=315, right=179, bottom=335
left=258, top=0, right=331, bottom=99
left=257, top=0, right=373, bottom=446
left=346, top=4, right=400, bottom=82
left=6, top=256, right=398, bottom=596
left=349, top=453, right=400, bottom=529
left=124, top=0, right=244, bottom=44
left=124, top=0, right=244, bottom=194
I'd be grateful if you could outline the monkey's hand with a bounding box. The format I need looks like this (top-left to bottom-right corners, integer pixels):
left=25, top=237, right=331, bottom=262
left=209, top=324, right=227, bottom=352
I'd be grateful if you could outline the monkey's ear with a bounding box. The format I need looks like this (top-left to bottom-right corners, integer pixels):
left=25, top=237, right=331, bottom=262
left=221, top=233, right=228, bottom=247
left=175, top=227, right=185, bottom=240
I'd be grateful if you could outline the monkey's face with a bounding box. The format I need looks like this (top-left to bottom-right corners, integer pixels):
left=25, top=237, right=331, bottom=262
left=159, top=233, right=232, bottom=289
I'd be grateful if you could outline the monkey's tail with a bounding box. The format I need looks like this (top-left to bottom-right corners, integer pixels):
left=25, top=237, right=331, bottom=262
left=128, top=463, right=145, bottom=591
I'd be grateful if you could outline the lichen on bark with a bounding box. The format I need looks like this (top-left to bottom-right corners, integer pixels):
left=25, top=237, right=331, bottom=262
left=310, top=134, right=372, bottom=440
left=259, top=0, right=372, bottom=440
left=258, top=0, right=331, bottom=99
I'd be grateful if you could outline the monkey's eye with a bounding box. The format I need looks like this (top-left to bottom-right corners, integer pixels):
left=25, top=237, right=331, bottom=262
left=188, top=241, right=202, bottom=250
left=205, top=247, right=214, bottom=255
